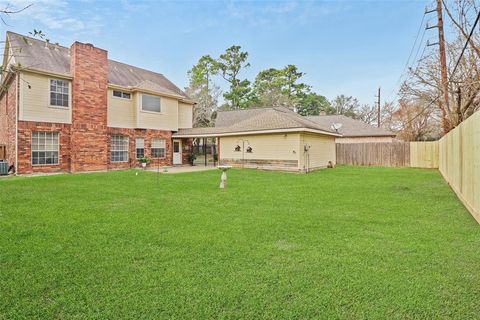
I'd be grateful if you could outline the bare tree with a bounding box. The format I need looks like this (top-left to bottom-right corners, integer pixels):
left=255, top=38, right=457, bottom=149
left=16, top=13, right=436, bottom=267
left=400, top=0, right=480, bottom=133
left=357, top=104, right=377, bottom=125
left=390, top=99, right=442, bottom=141
left=0, top=3, right=32, bottom=25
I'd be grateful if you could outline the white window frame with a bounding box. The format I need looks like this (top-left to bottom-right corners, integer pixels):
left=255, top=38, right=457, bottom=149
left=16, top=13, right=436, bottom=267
left=151, top=138, right=166, bottom=158
left=49, top=79, right=70, bottom=108
left=136, top=138, right=145, bottom=159
left=32, top=131, right=60, bottom=166
left=112, top=90, right=131, bottom=100
left=111, top=135, right=129, bottom=163
left=141, top=94, right=161, bottom=113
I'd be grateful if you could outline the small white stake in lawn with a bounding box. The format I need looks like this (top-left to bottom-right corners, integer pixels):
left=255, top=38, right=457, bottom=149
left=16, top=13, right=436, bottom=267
left=217, top=165, right=232, bottom=189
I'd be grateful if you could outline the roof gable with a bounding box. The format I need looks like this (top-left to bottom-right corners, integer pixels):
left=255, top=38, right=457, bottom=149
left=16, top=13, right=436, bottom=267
left=5, top=32, right=191, bottom=101
left=306, top=115, right=396, bottom=137
left=215, top=107, right=336, bottom=133
left=174, top=107, right=341, bottom=137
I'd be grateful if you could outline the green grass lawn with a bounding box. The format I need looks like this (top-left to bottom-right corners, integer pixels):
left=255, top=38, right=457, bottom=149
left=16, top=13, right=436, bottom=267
left=1, top=166, right=479, bottom=319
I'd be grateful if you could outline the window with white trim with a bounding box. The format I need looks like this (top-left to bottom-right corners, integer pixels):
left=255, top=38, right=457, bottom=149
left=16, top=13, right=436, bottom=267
left=111, top=135, right=129, bottom=162
left=32, top=132, right=59, bottom=165
left=141, top=94, right=161, bottom=112
left=50, top=79, right=69, bottom=107
left=151, top=138, right=165, bottom=158
left=113, top=90, right=131, bottom=99
left=136, top=138, right=145, bottom=159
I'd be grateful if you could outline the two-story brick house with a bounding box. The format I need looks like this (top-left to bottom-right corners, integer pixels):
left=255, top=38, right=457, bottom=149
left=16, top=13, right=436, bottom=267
left=0, top=32, right=194, bottom=174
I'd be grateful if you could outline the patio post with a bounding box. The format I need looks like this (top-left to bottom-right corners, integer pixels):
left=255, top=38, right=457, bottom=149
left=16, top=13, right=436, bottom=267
left=204, top=137, right=207, bottom=166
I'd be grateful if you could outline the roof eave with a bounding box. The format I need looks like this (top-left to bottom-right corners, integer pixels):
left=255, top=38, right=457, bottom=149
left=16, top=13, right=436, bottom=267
left=107, top=83, right=194, bottom=103
left=15, top=66, right=73, bottom=80
left=339, top=134, right=397, bottom=138
left=130, top=87, right=187, bottom=101
left=173, top=127, right=343, bottom=138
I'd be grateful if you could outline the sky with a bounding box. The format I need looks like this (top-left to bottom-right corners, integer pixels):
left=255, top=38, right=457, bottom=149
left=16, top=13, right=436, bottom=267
left=0, top=0, right=434, bottom=105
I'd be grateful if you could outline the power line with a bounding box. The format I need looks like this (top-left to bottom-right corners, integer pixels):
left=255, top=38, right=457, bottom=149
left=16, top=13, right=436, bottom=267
left=451, top=10, right=480, bottom=77
left=385, top=12, right=428, bottom=103
left=400, top=9, right=480, bottom=128
left=403, top=14, right=427, bottom=74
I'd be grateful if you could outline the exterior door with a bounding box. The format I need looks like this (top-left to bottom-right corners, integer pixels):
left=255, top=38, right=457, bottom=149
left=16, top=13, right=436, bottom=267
left=173, top=140, right=182, bottom=165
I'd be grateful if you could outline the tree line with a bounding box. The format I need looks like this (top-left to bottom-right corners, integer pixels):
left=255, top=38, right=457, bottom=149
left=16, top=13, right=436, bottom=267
left=185, top=46, right=376, bottom=127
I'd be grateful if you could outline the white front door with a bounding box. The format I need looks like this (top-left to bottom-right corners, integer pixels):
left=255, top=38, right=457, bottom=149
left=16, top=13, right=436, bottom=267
left=173, top=140, right=182, bottom=165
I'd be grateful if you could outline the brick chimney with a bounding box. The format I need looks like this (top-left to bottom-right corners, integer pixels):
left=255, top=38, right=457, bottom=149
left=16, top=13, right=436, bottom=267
left=69, top=42, right=109, bottom=172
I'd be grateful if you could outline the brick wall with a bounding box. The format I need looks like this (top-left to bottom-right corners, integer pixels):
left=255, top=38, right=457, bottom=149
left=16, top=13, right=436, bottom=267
left=107, top=128, right=173, bottom=169
left=4, top=41, right=188, bottom=174
left=0, top=74, right=17, bottom=169
left=70, top=42, right=109, bottom=172
left=17, top=121, right=71, bottom=174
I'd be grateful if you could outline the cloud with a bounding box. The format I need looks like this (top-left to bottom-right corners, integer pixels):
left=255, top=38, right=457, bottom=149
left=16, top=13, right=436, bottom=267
left=0, top=0, right=104, bottom=34
left=120, top=0, right=149, bottom=12
left=224, top=0, right=350, bottom=29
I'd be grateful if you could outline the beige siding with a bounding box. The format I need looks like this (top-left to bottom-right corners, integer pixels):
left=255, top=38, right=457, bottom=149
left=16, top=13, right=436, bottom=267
left=220, top=133, right=300, bottom=161
left=178, top=103, right=193, bottom=129
left=220, top=133, right=301, bottom=170
left=336, top=136, right=394, bottom=143
left=107, top=89, right=135, bottom=128
left=136, top=94, right=178, bottom=130
left=299, top=133, right=336, bottom=170
left=19, top=72, right=71, bottom=123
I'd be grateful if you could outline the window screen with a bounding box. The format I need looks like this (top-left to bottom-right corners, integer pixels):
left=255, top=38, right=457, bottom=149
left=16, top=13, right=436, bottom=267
left=141, top=94, right=161, bottom=112
left=151, top=138, right=166, bottom=158
left=32, top=132, right=59, bottom=165
left=111, top=135, right=129, bottom=162
left=136, top=138, right=145, bottom=159
left=50, top=79, right=69, bottom=107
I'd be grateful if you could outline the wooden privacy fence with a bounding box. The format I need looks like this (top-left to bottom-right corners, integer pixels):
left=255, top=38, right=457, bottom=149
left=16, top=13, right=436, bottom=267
left=336, top=111, right=479, bottom=223
left=438, top=111, right=480, bottom=223
left=336, top=142, right=411, bottom=167
left=336, top=141, right=439, bottom=169
left=410, top=141, right=439, bottom=168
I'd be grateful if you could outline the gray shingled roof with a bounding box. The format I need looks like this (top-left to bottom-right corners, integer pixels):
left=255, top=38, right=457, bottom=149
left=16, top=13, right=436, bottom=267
left=6, top=32, right=191, bottom=101
left=174, top=107, right=341, bottom=137
left=306, top=115, right=396, bottom=137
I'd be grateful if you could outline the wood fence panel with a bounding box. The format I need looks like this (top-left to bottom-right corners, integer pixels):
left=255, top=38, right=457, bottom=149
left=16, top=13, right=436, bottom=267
left=410, top=141, right=439, bottom=168
left=438, top=111, right=480, bottom=223
left=336, top=142, right=410, bottom=167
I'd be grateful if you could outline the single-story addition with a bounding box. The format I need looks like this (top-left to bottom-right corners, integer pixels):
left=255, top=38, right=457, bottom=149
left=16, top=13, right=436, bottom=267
left=306, top=115, right=396, bottom=143
left=173, top=107, right=341, bottom=172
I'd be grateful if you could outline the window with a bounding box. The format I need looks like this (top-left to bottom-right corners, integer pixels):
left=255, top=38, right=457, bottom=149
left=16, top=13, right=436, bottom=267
left=113, top=90, right=131, bottom=99
left=136, top=138, right=144, bottom=159
left=152, top=138, right=166, bottom=158
left=111, top=135, right=129, bottom=162
left=32, top=132, right=59, bottom=165
left=141, top=94, right=161, bottom=112
left=50, top=79, right=69, bottom=107
left=173, top=141, right=180, bottom=153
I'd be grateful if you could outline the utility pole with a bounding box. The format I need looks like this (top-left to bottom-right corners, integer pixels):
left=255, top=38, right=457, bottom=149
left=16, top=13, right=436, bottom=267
left=426, top=0, right=450, bottom=132
left=436, top=0, right=450, bottom=115
left=375, top=87, right=381, bottom=128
